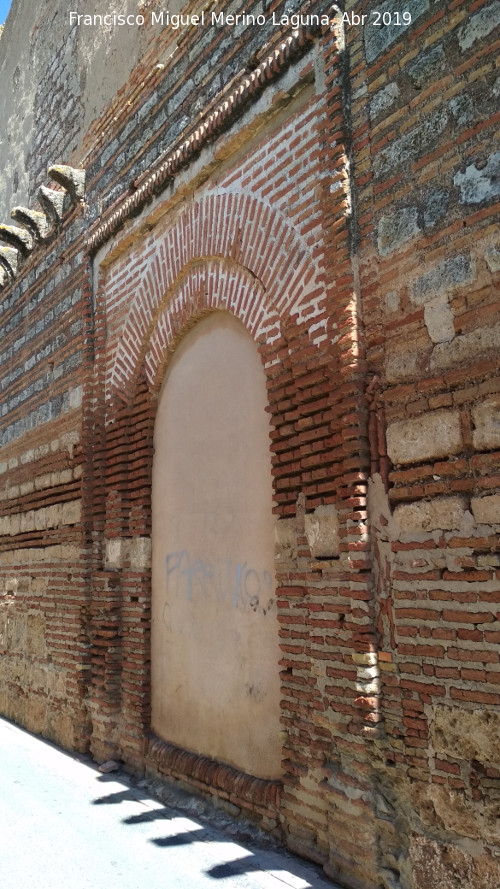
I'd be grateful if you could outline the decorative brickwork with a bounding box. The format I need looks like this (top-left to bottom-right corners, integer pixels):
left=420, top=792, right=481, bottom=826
left=147, top=735, right=282, bottom=821
left=0, top=3, right=499, bottom=888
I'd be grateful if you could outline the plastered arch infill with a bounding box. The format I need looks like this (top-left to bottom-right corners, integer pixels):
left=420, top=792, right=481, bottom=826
left=151, top=312, right=282, bottom=779
left=106, top=190, right=322, bottom=402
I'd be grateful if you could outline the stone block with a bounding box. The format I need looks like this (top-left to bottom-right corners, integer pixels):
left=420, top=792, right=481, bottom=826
left=471, top=494, right=500, bottom=525
left=46, top=710, right=76, bottom=751
left=477, top=554, right=500, bottom=568
left=369, top=82, right=399, bottom=119
left=395, top=497, right=465, bottom=532
left=31, top=576, right=48, bottom=595
left=458, top=1, right=500, bottom=50
left=105, top=537, right=123, bottom=569
left=128, top=536, right=152, bottom=570
left=377, top=207, right=420, bottom=256
left=69, top=385, right=82, bottom=409
left=364, top=0, right=429, bottom=62
left=9, top=513, right=20, bottom=536
left=304, top=505, right=340, bottom=558
left=0, top=610, right=8, bottom=648
left=60, top=544, right=81, bottom=561
left=4, top=688, right=27, bottom=726
left=374, top=108, right=447, bottom=179
left=424, top=295, right=455, bottom=344
left=26, top=612, right=47, bottom=656
left=423, top=189, right=449, bottom=229
left=27, top=696, right=48, bottom=735
left=20, top=510, right=35, bottom=533
left=411, top=783, right=479, bottom=840
left=61, top=499, right=81, bottom=525
left=28, top=664, right=49, bottom=691
left=431, top=705, right=500, bottom=763
left=410, top=837, right=500, bottom=889
left=408, top=44, right=446, bottom=89
left=275, top=518, right=297, bottom=561
left=352, top=652, right=377, bottom=667
left=484, top=245, right=500, bottom=273
left=34, top=508, right=47, bottom=531
left=9, top=614, right=26, bottom=652
left=472, top=396, right=500, bottom=451
left=35, top=473, right=52, bottom=491
left=60, top=430, right=80, bottom=456
left=32, top=444, right=49, bottom=461
left=449, top=94, right=475, bottom=127
left=454, top=152, right=500, bottom=205
left=411, top=255, right=474, bottom=305
left=46, top=504, right=62, bottom=528
left=431, top=323, right=500, bottom=371
left=386, top=410, right=463, bottom=465
left=385, top=350, right=419, bottom=383
left=385, top=290, right=400, bottom=313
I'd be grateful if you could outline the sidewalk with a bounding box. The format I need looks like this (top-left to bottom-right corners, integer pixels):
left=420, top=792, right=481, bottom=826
left=0, top=717, right=337, bottom=889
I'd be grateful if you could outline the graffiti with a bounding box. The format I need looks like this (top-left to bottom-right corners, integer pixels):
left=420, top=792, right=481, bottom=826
left=164, top=550, right=274, bottom=612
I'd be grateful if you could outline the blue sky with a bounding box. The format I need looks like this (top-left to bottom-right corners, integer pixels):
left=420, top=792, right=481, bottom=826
left=0, top=0, right=11, bottom=26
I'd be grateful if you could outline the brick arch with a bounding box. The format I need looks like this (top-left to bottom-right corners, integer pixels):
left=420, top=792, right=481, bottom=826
left=108, top=190, right=321, bottom=401
left=143, top=258, right=271, bottom=391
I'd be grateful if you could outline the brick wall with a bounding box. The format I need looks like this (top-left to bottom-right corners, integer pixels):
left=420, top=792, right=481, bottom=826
left=348, top=2, right=500, bottom=886
left=0, top=201, right=90, bottom=749
left=0, top=2, right=499, bottom=887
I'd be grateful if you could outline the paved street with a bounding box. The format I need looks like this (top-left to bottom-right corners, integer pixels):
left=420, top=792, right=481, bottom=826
left=0, top=717, right=336, bottom=889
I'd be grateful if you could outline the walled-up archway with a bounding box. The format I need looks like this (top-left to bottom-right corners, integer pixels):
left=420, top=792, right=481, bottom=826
left=151, top=312, right=282, bottom=780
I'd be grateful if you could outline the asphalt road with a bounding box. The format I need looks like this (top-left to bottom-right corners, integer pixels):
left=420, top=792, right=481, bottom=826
left=0, top=717, right=336, bottom=889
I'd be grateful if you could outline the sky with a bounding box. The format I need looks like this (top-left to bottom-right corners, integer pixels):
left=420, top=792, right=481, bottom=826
left=0, top=0, right=11, bottom=26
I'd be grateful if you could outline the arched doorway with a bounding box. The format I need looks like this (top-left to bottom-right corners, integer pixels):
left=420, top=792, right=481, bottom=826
left=151, top=312, right=282, bottom=780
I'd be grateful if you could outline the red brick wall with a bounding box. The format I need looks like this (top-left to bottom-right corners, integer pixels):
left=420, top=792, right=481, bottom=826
left=0, top=208, right=91, bottom=750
